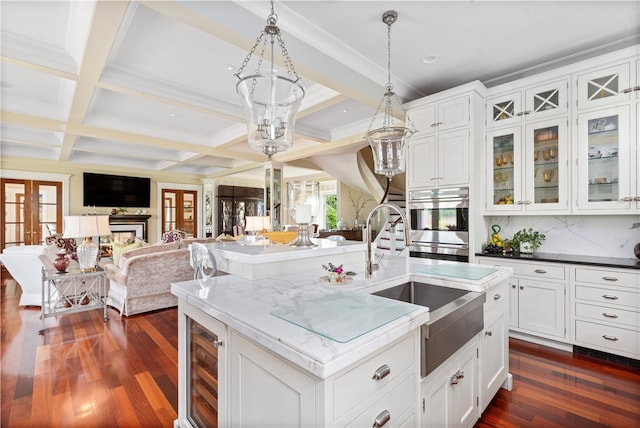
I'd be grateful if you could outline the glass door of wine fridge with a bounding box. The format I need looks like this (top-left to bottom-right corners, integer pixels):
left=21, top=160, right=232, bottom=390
left=178, top=303, right=227, bottom=428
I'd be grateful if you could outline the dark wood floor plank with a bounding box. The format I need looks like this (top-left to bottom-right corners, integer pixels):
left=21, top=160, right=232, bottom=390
left=2, top=271, right=638, bottom=427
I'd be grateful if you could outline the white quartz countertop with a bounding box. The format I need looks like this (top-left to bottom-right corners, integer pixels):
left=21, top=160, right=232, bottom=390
left=172, top=253, right=511, bottom=379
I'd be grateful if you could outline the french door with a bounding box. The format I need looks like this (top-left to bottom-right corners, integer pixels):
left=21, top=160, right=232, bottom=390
left=1, top=179, right=62, bottom=250
left=162, top=189, right=197, bottom=238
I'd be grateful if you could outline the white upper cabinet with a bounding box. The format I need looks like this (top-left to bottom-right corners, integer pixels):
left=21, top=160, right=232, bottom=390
left=576, top=62, right=632, bottom=110
left=486, top=79, right=568, bottom=129
left=576, top=105, right=634, bottom=212
left=411, top=95, right=470, bottom=136
left=486, top=117, right=569, bottom=213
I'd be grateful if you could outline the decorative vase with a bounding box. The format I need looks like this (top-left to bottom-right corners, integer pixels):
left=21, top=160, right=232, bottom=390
left=520, top=242, right=534, bottom=254
left=53, top=250, right=70, bottom=273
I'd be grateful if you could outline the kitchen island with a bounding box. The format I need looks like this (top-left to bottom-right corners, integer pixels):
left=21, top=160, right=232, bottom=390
left=172, top=239, right=511, bottom=427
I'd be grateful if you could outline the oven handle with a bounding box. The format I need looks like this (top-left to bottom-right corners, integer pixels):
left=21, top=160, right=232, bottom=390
left=411, top=243, right=469, bottom=250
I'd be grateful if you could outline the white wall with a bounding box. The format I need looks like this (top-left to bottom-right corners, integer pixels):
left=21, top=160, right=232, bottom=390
left=487, top=215, right=640, bottom=259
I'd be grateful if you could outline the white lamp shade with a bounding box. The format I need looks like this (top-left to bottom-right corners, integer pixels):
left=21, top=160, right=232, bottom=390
left=63, top=215, right=112, bottom=238
left=245, top=216, right=271, bottom=232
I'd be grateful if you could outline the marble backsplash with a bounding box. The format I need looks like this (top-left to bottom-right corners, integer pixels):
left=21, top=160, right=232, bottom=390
left=486, top=215, right=640, bottom=259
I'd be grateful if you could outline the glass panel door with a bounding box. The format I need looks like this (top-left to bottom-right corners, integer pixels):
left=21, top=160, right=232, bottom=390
left=183, top=192, right=196, bottom=238
left=163, top=191, right=177, bottom=233
left=532, top=125, right=560, bottom=204
left=577, top=105, right=630, bottom=210
left=1, top=179, right=62, bottom=249
left=189, top=318, right=219, bottom=427
left=162, top=189, right=198, bottom=237
left=487, top=127, right=521, bottom=210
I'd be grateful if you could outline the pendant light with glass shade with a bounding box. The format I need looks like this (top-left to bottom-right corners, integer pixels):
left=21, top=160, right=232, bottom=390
left=366, top=10, right=416, bottom=182
left=235, top=0, right=305, bottom=159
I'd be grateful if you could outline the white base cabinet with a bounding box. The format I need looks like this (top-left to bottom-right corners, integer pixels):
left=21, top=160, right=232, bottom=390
left=572, top=266, right=640, bottom=360
left=479, top=280, right=509, bottom=412
left=478, top=257, right=568, bottom=343
left=421, top=336, right=479, bottom=428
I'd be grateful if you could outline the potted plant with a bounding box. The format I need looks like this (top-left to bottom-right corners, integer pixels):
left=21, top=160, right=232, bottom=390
left=510, top=228, right=546, bottom=254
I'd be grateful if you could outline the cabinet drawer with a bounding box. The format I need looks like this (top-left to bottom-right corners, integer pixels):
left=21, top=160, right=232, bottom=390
left=575, top=285, right=639, bottom=309
left=575, top=267, right=639, bottom=290
left=333, top=334, right=415, bottom=421
left=575, top=320, right=639, bottom=358
left=480, top=259, right=565, bottom=280
left=484, top=280, right=508, bottom=314
left=575, top=302, right=640, bottom=328
left=344, top=373, right=415, bottom=428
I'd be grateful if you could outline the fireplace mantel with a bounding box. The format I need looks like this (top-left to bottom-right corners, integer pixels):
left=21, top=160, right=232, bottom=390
left=109, top=215, right=151, bottom=242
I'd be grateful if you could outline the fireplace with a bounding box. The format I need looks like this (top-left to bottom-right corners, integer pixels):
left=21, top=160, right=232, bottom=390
left=100, top=215, right=151, bottom=257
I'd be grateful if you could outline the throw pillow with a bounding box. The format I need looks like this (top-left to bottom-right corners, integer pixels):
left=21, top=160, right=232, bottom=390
left=112, top=240, right=144, bottom=267
left=162, top=229, right=186, bottom=244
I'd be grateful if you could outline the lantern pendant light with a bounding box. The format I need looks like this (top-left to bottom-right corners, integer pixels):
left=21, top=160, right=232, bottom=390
left=235, top=0, right=305, bottom=159
left=366, top=10, right=416, bottom=180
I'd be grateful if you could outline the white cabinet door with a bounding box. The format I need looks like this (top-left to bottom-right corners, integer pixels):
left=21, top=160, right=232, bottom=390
left=518, top=278, right=565, bottom=338
left=439, top=129, right=471, bottom=187
left=576, top=62, right=632, bottom=110
left=407, top=136, right=437, bottom=188
left=524, top=79, right=569, bottom=120
left=523, top=118, right=569, bottom=211
left=576, top=105, right=633, bottom=212
left=508, top=278, right=519, bottom=329
left=437, top=95, right=470, bottom=131
left=421, top=337, right=479, bottom=428
left=451, top=340, right=479, bottom=428
left=486, top=127, right=523, bottom=211
left=410, top=104, right=436, bottom=136
left=480, top=309, right=508, bottom=412
left=407, top=130, right=470, bottom=189
left=486, top=91, right=522, bottom=129
left=229, top=331, right=317, bottom=427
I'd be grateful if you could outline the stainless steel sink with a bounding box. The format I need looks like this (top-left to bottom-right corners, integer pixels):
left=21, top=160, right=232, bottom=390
left=373, top=281, right=485, bottom=377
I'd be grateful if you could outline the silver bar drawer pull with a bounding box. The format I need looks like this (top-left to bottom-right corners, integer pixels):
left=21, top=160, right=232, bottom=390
left=602, top=313, right=619, bottom=319
left=602, top=295, right=619, bottom=300
left=602, top=276, right=619, bottom=282
left=534, top=269, right=547, bottom=274
left=372, top=364, right=391, bottom=380
left=372, top=410, right=391, bottom=428
left=602, top=335, right=619, bottom=341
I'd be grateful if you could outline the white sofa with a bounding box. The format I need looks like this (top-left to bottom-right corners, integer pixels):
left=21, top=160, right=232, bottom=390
left=0, top=245, right=46, bottom=306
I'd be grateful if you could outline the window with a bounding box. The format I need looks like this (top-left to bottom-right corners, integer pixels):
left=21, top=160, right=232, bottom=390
left=318, top=181, right=337, bottom=231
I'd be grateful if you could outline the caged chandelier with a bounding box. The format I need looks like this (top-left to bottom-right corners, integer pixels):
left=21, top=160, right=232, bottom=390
left=235, top=0, right=305, bottom=159
left=366, top=10, right=416, bottom=180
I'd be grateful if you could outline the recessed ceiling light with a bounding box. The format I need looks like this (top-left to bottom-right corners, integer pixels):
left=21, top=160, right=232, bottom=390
left=227, top=65, right=234, bottom=71
left=342, top=109, right=349, bottom=113
left=170, top=113, right=177, bottom=118
left=421, top=55, right=438, bottom=64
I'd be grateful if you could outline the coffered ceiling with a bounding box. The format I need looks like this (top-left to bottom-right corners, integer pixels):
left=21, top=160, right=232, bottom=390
left=1, top=1, right=639, bottom=181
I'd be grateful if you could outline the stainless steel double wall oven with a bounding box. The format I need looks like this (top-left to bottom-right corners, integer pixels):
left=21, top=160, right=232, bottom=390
left=408, top=187, right=470, bottom=262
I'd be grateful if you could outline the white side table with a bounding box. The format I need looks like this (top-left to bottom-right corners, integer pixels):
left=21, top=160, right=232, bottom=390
left=40, top=265, right=109, bottom=334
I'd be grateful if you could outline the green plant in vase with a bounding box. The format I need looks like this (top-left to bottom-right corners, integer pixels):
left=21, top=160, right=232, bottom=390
left=510, top=228, right=545, bottom=254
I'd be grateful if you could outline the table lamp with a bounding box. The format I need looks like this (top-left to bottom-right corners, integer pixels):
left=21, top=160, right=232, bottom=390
left=287, top=181, right=320, bottom=247
left=244, top=216, right=271, bottom=235
left=63, top=215, right=111, bottom=272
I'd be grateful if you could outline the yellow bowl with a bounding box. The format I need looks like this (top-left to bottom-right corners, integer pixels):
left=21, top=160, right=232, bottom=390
left=261, top=231, right=298, bottom=244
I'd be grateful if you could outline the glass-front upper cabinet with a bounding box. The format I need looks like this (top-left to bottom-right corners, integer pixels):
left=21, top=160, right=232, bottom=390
left=487, top=127, right=522, bottom=211
left=486, top=118, right=568, bottom=213
left=486, top=79, right=568, bottom=129
left=524, top=119, right=569, bottom=212
left=576, top=62, right=631, bottom=110
left=577, top=105, right=632, bottom=211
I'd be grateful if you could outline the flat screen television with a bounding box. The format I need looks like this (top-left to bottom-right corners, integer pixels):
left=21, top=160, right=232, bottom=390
left=83, top=172, right=151, bottom=208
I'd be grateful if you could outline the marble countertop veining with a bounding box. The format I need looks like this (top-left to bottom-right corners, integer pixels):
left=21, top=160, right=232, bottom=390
left=171, top=256, right=511, bottom=379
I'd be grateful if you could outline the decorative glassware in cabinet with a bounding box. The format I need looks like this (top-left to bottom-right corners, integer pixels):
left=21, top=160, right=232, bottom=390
left=492, top=134, right=515, bottom=205
left=587, top=115, right=619, bottom=202
left=492, top=99, right=516, bottom=124
left=532, top=125, right=559, bottom=204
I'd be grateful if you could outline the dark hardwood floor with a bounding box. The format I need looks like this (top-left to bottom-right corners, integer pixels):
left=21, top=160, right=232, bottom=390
left=1, top=270, right=639, bottom=427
